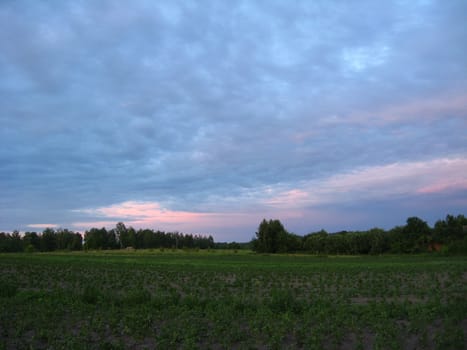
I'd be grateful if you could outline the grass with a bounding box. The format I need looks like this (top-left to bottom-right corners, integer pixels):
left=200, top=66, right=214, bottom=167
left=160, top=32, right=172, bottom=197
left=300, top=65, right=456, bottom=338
left=0, top=251, right=466, bottom=349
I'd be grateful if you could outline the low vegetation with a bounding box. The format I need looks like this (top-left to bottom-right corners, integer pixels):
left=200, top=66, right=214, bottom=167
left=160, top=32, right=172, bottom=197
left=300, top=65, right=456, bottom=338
left=0, top=252, right=466, bottom=349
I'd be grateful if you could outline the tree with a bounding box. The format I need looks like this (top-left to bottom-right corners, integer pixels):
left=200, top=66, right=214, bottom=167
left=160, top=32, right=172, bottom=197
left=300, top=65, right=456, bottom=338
left=405, top=217, right=430, bottom=235
left=41, top=228, right=57, bottom=252
left=115, top=222, right=128, bottom=248
left=127, top=227, right=137, bottom=248
left=140, top=229, right=155, bottom=249
left=56, top=228, right=81, bottom=250
left=368, top=228, right=388, bottom=254
left=252, top=219, right=289, bottom=253
left=9, top=231, right=23, bottom=252
left=23, top=232, right=41, bottom=252
left=303, top=230, right=328, bottom=254
left=0, top=232, right=8, bottom=252
left=71, top=233, right=83, bottom=250
left=434, top=214, right=467, bottom=243
left=84, top=227, right=109, bottom=250
left=433, top=214, right=467, bottom=254
left=403, top=217, right=431, bottom=252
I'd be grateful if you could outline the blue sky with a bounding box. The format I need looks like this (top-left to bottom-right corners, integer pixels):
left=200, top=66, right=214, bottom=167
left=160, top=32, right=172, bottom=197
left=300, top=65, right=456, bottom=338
left=1, top=0, right=466, bottom=241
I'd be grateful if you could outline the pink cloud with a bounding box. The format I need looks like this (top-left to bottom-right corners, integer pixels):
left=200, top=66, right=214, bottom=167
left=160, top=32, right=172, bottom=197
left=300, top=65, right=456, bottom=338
left=74, top=201, right=210, bottom=228
left=88, top=201, right=204, bottom=224
left=259, top=157, right=467, bottom=207
left=417, top=180, right=467, bottom=194
left=72, top=201, right=262, bottom=235
left=319, top=157, right=467, bottom=199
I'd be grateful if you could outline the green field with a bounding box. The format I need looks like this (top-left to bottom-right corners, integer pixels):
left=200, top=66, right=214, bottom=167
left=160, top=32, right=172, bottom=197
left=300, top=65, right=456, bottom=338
left=1, top=251, right=466, bottom=349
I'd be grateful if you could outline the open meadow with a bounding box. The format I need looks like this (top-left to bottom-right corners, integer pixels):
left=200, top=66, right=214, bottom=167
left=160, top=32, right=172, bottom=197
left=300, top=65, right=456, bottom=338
left=0, top=251, right=466, bottom=349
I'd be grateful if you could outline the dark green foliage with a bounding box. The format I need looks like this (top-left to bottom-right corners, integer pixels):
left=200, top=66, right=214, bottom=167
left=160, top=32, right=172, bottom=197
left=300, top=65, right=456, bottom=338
left=434, top=214, right=467, bottom=244
left=1, top=214, right=466, bottom=255
left=446, top=235, right=467, bottom=255
left=1, top=228, right=82, bottom=253
left=0, top=231, right=23, bottom=252
left=303, top=229, right=328, bottom=253
left=252, top=219, right=298, bottom=253
left=253, top=214, right=466, bottom=255
left=84, top=227, right=117, bottom=250
left=0, top=223, right=215, bottom=253
left=56, top=229, right=83, bottom=250
left=22, top=232, right=41, bottom=251
left=40, top=228, right=57, bottom=252
left=83, top=222, right=215, bottom=250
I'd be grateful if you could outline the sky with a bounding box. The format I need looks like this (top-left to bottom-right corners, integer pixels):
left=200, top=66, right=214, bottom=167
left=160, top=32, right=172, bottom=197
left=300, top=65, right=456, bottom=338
left=1, top=0, right=466, bottom=241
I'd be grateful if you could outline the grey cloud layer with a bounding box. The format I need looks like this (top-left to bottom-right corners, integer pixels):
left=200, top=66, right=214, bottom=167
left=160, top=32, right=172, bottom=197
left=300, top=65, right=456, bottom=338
left=1, top=0, right=466, bottom=235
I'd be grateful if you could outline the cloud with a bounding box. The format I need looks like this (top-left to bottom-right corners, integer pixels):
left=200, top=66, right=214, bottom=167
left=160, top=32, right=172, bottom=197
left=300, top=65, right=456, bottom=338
left=0, top=1, right=466, bottom=238
left=264, top=189, right=310, bottom=209
left=70, top=156, right=467, bottom=237
left=72, top=201, right=260, bottom=238
left=344, top=92, right=467, bottom=126
left=324, top=157, right=467, bottom=198
left=75, top=201, right=207, bottom=225
left=261, top=157, right=467, bottom=209
left=341, top=45, right=390, bottom=74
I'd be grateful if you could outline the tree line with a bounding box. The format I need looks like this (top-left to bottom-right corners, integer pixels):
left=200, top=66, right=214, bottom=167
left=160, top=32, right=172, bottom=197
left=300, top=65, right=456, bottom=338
left=0, top=222, right=214, bottom=252
left=252, top=214, right=467, bottom=255
left=0, top=228, right=83, bottom=253
left=1, top=214, right=466, bottom=254
left=84, top=222, right=214, bottom=250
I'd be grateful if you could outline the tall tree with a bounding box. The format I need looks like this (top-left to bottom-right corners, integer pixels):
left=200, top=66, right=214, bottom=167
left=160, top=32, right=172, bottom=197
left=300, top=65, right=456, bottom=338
left=115, top=222, right=128, bottom=248
left=41, top=228, right=57, bottom=252
left=403, top=217, right=431, bottom=252
left=23, top=232, right=40, bottom=251
left=253, top=219, right=289, bottom=253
